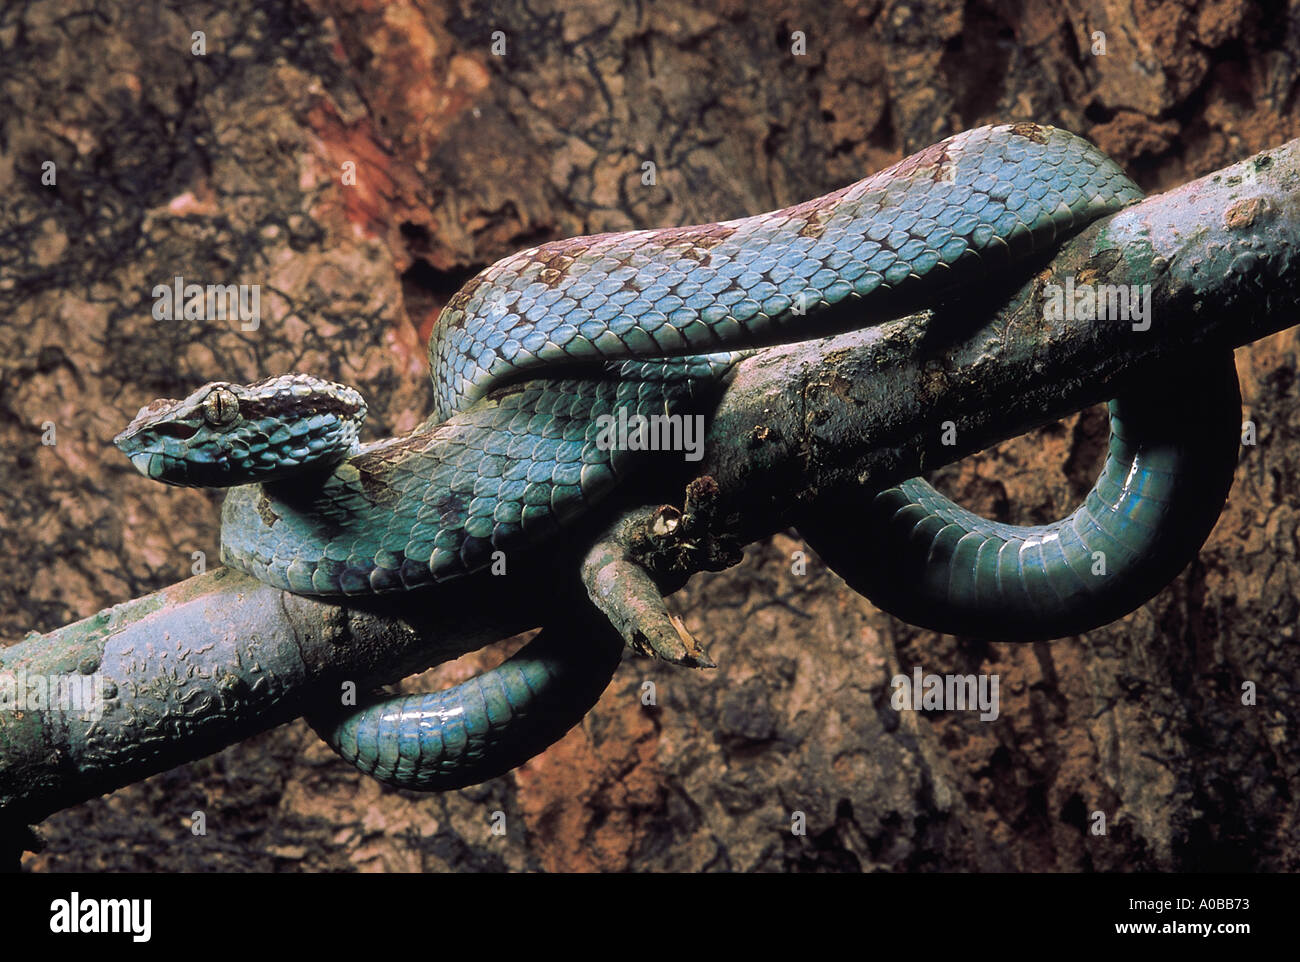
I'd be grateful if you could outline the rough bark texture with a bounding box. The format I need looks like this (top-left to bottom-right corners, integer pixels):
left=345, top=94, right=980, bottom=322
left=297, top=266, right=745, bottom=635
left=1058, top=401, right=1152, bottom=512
left=2, top=0, right=1298, bottom=871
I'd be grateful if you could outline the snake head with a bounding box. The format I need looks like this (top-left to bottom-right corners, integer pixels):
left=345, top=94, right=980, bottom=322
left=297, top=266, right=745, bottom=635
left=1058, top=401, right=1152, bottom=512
left=114, top=374, right=367, bottom=487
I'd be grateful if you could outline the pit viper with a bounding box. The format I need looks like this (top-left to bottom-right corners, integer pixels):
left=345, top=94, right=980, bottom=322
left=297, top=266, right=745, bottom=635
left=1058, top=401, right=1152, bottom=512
left=114, top=123, right=1240, bottom=790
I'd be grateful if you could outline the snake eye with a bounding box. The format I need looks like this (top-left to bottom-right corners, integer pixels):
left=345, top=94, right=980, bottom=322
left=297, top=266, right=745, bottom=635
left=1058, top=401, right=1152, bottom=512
left=202, top=387, right=240, bottom=426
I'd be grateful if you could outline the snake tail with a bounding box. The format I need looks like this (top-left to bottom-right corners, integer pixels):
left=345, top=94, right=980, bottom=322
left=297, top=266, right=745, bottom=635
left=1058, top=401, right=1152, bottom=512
left=797, top=352, right=1241, bottom=641
left=307, top=618, right=625, bottom=791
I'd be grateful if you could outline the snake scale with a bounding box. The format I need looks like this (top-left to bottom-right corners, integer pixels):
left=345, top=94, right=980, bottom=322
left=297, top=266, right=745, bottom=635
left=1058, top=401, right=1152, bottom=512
left=115, top=123, right=1240, bottom=790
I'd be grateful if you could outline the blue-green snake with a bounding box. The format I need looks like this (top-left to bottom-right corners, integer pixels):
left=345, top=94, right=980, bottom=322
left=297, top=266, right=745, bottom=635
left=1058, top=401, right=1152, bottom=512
left=114, top=123, right=1240, bottom=790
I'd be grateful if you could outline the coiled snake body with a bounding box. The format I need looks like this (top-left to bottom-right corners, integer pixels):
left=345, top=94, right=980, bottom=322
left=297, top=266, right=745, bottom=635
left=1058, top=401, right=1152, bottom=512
left=115, top=124, right=1240, bottom=790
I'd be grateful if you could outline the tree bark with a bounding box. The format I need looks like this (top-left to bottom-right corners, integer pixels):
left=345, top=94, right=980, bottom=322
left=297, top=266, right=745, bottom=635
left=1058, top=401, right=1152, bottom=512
left=3, top=0, right=1299, bottom=871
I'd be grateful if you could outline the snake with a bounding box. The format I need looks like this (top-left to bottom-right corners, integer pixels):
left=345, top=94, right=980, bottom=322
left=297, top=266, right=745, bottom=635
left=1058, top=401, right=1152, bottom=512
left=114, top=122, right=1240, bottom=790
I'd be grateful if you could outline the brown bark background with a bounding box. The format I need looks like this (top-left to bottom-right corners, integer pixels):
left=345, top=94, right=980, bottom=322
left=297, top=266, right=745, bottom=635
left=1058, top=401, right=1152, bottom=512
left=2, top=0, right=1298, bottom=871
